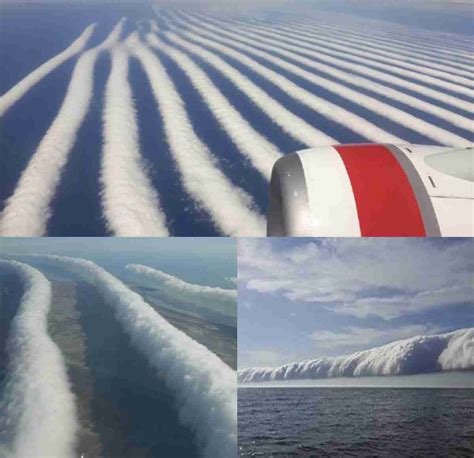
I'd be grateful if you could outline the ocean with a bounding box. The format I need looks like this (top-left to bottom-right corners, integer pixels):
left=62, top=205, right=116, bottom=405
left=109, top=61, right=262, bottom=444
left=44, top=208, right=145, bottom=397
left=238, top=386, right=474, bottom=457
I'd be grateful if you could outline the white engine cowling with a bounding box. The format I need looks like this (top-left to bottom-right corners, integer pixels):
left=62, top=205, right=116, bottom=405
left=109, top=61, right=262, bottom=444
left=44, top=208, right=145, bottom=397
left=267, top=144, right=473, bottom=237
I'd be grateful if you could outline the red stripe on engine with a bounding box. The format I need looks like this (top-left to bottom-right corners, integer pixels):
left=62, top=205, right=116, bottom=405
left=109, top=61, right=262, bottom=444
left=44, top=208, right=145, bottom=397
left=335, top=144, right=426, bottom=236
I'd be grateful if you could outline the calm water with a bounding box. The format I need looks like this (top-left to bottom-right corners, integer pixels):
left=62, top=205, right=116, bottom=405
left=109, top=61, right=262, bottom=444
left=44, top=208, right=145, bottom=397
left=238, top=387, right=474, bottom=457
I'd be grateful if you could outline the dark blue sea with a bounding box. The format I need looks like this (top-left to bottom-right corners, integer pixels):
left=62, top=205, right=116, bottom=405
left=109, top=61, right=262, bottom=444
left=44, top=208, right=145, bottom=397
left=238, top=387, right=474, bottom=457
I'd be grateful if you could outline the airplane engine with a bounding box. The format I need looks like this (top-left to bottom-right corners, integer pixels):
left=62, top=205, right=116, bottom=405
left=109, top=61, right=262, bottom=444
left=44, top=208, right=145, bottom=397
left=267, top=144, right=473, bottom=237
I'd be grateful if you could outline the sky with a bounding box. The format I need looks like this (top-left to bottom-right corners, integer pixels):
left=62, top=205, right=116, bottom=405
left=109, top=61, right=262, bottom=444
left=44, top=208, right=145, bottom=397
left=238, top=238, right=474, bottom=368
left=0, top=237, right=234, bottom=258
left=1, top=0, right=472, bottom=38
left=0, top=237, right=237, bottom=287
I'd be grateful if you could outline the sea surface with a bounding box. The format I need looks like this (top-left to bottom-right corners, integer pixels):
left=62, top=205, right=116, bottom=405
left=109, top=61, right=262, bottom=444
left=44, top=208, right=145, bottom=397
left=238, top=387, right=474, bottom=457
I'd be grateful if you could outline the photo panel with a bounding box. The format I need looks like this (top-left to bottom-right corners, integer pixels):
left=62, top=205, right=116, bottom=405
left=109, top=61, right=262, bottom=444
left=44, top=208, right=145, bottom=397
left=1, top=2, right=472, bottom=238
left=0, top=238, right=237, bottom=457
left=1, top=1, right=473, bottom=458
left=237, top=237, right=474, bottom=457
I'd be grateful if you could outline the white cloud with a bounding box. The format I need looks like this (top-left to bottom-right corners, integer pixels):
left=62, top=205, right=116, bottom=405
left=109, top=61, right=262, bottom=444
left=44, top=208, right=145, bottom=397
left=239, top=328, right=474, bottom=382
left=238, top=238, right=473, bottom=319
left=173, top=13, right=402, bottom=143
left=164, top=28, right=333, bottom=147
left=127, top=33, right=264, bottom=236
left=126, top=263, right=236, bottom=301
left=43, top=255, right=237, bottom=458
left=179, top=12, right=468, bottom=146
left=148, top=32, right=281, bottom=179
left=1, top=20, right=124, bottom=236
left=100, top=40, right=169, bottom=236
left=0, top=23, right=95, bottom=117
left=0, top=261, right=78, bottom=458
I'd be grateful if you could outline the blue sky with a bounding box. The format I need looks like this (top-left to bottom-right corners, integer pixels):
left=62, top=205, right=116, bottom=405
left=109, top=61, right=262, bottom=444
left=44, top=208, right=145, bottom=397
left=238, top=238, right=474, bottom=368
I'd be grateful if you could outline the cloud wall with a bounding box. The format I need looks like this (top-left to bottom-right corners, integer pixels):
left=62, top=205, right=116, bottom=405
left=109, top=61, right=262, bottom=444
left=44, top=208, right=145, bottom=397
left=42, top=255, right=237, bottom=458
left=127, top=263, right=237, bottom=301
left=239, top=328, right=474, bottom=383
left=0, top=260, right=78, bottom=458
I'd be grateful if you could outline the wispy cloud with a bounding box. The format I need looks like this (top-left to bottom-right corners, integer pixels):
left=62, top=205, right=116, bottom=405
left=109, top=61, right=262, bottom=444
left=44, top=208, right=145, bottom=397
left=238, top=238, right=473, bottom=319
left=0, top=23, right=95, bottom=117
left=1, top=20, right=125, bottom=236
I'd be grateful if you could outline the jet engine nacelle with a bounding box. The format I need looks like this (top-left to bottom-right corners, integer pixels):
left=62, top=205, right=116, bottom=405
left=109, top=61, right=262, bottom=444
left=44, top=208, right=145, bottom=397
left=267, top=144, right=473, bottom=237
